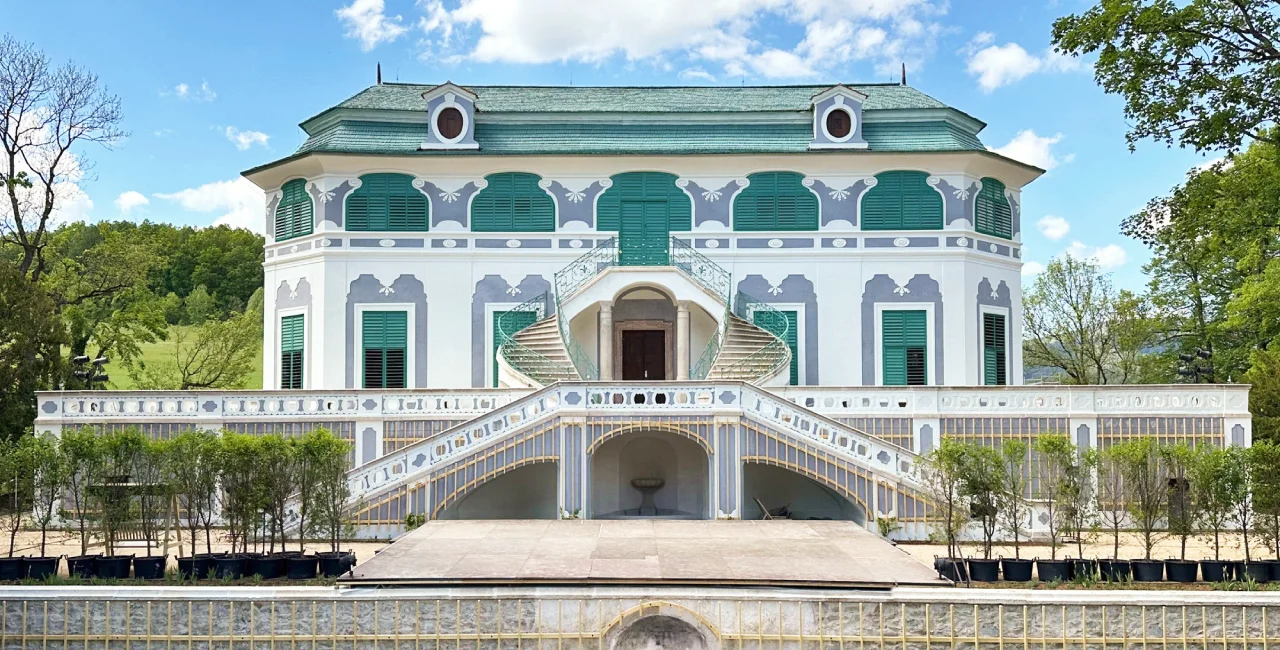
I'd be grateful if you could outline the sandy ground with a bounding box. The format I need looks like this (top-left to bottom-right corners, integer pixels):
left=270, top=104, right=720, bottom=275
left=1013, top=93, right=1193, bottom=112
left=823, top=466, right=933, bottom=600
left=898, top=531, right=1280, bottom=564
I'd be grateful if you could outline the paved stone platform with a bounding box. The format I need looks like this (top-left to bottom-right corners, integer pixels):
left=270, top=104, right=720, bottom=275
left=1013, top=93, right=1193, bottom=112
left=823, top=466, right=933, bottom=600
left=344, top=519, right=945, bottom=588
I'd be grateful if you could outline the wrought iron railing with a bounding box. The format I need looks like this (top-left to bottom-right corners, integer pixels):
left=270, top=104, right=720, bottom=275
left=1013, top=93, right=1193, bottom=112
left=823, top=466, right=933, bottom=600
left=670, top=237, right=731, bottom=304
left=554, top=237, right=617, bottom=302
left=495, top=291, right=578, bottom=385
left=554, top=290, right=599, bottom=380
left=724, top=291, right=793, bottom=383
left=691, top=304, right=730, bottom=380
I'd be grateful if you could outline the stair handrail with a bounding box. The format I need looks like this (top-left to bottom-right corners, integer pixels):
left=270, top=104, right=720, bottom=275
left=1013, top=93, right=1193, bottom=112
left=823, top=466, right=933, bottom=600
left=554, top=290, right=599, bottom=380
left=724, top=290, right=793, bottom=383
left=691, top=304, right=731, bottom=380
left=554, top=237, right=618, bottom=302
left=496, top=291, right=578, bottom=385
left=669, top=236, right=731, bottom=305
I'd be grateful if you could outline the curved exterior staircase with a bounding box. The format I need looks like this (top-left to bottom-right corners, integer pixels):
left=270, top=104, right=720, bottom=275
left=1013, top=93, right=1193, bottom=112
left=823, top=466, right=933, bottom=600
left=705, top=314, right=790, bottom=382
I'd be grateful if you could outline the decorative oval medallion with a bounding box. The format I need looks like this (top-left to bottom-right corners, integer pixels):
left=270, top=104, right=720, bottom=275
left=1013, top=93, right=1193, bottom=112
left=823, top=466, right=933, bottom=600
left=320, top=239, right=332, bottom=248
left=506, top=239, right=521, bottom=248
left=443, top=239, right=457, bottom=248
left=956, top=237, right=968, bottom=247
left=706, top=240, right=720, bottom=249
left=988, top=242, right=999, bottom=252
left=569, top=239, right=583, bottom=249
left=893, top=237, right=910, bottom=248
left=832, top=238, right=847, bottom=248
left=767, top=238, right=783, bottom=248
left=288, top=245, right=298, bottom=254
left=378, top=239, right=395, bottom=247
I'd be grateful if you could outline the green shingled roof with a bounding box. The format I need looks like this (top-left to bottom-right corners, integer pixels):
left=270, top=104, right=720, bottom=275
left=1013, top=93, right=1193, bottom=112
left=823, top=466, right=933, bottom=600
left=333, top=83, right=952, bottom=114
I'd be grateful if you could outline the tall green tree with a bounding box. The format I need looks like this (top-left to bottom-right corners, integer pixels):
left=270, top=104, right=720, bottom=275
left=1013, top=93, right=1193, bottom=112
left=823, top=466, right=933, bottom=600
left=0, top=262, right=64, bottom=441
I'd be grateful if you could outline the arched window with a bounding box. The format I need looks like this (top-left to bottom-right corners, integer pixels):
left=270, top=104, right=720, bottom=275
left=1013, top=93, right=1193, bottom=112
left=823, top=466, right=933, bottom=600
left=346, top=173, right=428, bottom=232
left=860, top=171, right=943, bottom=231
left=733, top=172, right=819, bottom=231
left=975, top=177, right=1013, bottom=239
left=274, top=179, right=313, bottom=241
left=471, top=172, right=555, bottom=232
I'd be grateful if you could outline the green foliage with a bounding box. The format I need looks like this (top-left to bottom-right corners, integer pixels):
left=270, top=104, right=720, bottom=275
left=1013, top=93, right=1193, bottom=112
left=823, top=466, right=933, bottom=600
left=1052, top=0, right=1280, bottom=153
left=998, top=439, right=1031, bottom=559
left=1227, top=445, right=1257, bottom=562
left=28, top=434, right=68, bottom=556
left=0, top=263, right=64, bottom=442
left=167, top=430, right=220, bottom=556
left=1034, top=434, right=1075, bottom=560
left=1249, top=442, right=1280, bottom=560
left=1112, top=437, right=1169, bottom=560
left=959, top=443, right=1005, bottom=559
left=128, top=308, right=262, bottom=390
left=919, top=437, right=971, bottom=560
left=0, top=437, right=35, bottom=557
left=1193, top=446, right=1246, bottom=560
left=1163, top=443, right=1200, bottom=560
left=184, top=285, right=216, bottom=325
left=1064, top=447, right=1100, bottom=559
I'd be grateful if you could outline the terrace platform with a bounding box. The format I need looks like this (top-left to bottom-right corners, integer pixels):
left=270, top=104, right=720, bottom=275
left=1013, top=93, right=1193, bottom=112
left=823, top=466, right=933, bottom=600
left=342, top=519, right=945, bottom=588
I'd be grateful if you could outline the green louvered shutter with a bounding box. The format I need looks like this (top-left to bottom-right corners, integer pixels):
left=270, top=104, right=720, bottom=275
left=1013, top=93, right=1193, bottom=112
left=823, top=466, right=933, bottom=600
left=275, top=179, right=313, bottom=241
left=862, top=171, right=943, bottom=231
left=975, top=177, right=1013, bottom=239
left=882, top=310, right=927, bottom=386
left=362, top=311, right=408, bottom=389
left=733, top=172, right=819, bottom=231
left=280, top=314, right=304, bottom=389
left=492, top=310, right=540, bottom=386
left=347, top=173, right=428, bottom=232
left=597, top=171, right=691, bottom=232
left=472, top=172, right=555, bottom=232
left=753, top=310, right=800, bottom=385
left=983, top=312, right=1008, bottom=385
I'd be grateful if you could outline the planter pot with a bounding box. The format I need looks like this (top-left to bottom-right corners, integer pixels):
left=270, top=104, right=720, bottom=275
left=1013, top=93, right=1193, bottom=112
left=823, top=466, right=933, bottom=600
left=1241, top=562, right=1271, bottom=583
left=133, top=556, right=166, bottom=580
left=1227, top=561, right=1245, bottom=580
left=340, top=550, right=356, bottom=570
left=1069, top=558, right=1097, bottom=581
left=213, top=555, right=246, bottom=580
left=1131, top=559, right=1165, bottom=582
left=177, top=557, right=204, bottom=581
left=24, top=557, right=59, bottom=581
left=249, top=555, right=286, bottom=580
left=318, top=552, right=350, bottom=578
left=1001, top=558, right=1033, bottom=582
left=1200, top=559, right=1231, bottom=582
left=194, top=553, right=221, bottom=580
left=286, top=556, right=318, bottom=580
left=932, top=557, right=967, bottom=582
left=967, top=558, right=1000, bottom=582
left=95, top=555, right=133, bottom=580
left=1261, top=559, right=1280, bottom=582
left=1036, top=559, right=1071, bottom=582
left=1166, top=560, right=1198, bottom=583
left=67, top=555, right=99, bottom=579
left=0, top=557, right=23, bottom=581
left=1099, top=559, right=1131, bottom=582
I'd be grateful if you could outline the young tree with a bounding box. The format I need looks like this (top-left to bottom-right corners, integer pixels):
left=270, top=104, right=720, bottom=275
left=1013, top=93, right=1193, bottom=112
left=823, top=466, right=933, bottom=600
left=1097, top=443, right=1131, bottom=559
left=130, top=309, right=261, bottom=389
left=1118, top=438, right=1169, bottom=560
left=1034, top=434, right=1075, bottom=560
left=168, top=429, right=220, bottom=556
left=0, top=437, right=34, bottom=557
left=258, top=434, right=295, bottom=553
left=310, top=433, right=353, bottom=553
left=61, top=426, right=104, bottom=555
left=98, top=428, right=146, bottom=556
left=1250, top=442, right=1280, bottom=559
left=183, top=285, right=215, bottom=324
left=219, top=433, right=261, bottom=554
left=960, top=444, right=1004, bottom=560
left=133, top=438, right=172, bottom=557
left=1229, top=445, right=1257, bottom=562
left=999, top=440, right=1031, bottom=559
left=293, top=429, right=332, bottom=553
left=1164, top=443, right=1202, bottom=561
left=28, top=434, right=68, bottom=556
left=1194, top=446, right=1245, bottom=560
left=1063, top=448, right=1099, bottom=559
left=919, top=438, right=971, bottom=561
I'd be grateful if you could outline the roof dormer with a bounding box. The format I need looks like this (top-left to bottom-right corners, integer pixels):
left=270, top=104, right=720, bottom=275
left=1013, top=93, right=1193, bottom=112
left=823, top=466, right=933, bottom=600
left=809, top=85, right=868, bottom=150
left=419, top=82, right=479, bottom=150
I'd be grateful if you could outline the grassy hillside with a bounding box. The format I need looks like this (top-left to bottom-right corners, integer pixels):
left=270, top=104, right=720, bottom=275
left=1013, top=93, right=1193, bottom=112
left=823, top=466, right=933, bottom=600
left=106, top=325, right=264, bottom=390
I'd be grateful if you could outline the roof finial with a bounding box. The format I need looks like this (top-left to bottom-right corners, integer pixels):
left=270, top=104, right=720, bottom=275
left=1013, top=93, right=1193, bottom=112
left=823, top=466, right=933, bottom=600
left=901, top=63, right=907, bottom=86
left=377, top=63, right=382, bottom=85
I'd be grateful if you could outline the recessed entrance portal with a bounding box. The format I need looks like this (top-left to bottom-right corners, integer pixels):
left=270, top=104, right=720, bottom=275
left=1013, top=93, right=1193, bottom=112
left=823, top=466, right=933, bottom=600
left=591, top=430, right=708, bottom=519
left=741, top=463, right=866, bottom=524
left=622, top=329, right=667, bottom=380
left=436, top=462, right=559, bottom=520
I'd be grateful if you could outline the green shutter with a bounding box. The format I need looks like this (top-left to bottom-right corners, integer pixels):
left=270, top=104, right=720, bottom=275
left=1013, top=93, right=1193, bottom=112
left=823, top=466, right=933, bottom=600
left=280, top=314, right=304, bottom=389
left=861, top=171, right=943, bottom=231
left=753, top=310, right=800, bottom=385
left=492, top=310, right=540, bottom=386
left=275, top=179, right=313, bottom=241
left=362, top=311, right=408, bottom=388
left=983, top=312, right=1007, bottom=385
left=472, top=172, right=555, bottom=232
left=975, top=177, right=1013, bottom=239
left=733, top=172, right=819, bottom=231
left=882, top=310, right=927, bottom=386
left=346, top=173, right=428, bottom=232
left=597, top=172, right=691, bottom=232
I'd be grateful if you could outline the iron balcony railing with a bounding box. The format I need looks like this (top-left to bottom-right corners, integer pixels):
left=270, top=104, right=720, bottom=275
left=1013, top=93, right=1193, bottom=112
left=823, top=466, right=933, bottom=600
left=670, top=237, right=731, bottom=305
left=494, top=291, right=580, bottom=385
left=725, top=291, right=793, bottom=382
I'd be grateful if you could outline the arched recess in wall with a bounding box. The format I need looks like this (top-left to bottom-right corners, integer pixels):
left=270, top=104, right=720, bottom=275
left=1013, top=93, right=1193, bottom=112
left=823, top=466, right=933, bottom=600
left=975, top=177, right=1013, bottom=239
left=470, top=172, right=556, bottom=232
left=346, top=173, right=429, bottom=231
left=860, top=171, right=943, bottom=230
left=732, top=171, right=819, bottom=231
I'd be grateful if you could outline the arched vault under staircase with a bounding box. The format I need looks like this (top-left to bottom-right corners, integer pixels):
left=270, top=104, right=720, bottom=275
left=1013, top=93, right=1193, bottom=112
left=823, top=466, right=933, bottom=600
left=495, top=237, right=794, bottom=388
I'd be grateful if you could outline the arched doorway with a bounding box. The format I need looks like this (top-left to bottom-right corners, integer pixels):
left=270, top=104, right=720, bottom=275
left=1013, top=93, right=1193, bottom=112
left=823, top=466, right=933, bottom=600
left=741, top=463, right=866, bottom=524
left=436, top=462, right=559, bottom=520
left=590, top=430, right=709, bottom=519
left=612, top=616, right=710, bottom=650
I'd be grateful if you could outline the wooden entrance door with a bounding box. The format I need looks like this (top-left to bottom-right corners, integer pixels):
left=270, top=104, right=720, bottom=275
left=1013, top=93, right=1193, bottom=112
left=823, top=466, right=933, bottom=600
left=621, top=330, right=667, bottom=380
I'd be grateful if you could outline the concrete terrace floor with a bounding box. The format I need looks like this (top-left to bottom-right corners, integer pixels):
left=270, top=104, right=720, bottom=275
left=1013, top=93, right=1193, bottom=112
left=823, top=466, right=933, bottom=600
left=344, top=519, right=945, bottom=588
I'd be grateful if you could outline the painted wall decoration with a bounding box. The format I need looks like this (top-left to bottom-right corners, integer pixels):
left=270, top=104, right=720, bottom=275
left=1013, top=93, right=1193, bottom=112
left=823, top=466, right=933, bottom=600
left=861, top=273, right=944, bottom=385
left=344, top=274, right=429, bottom=388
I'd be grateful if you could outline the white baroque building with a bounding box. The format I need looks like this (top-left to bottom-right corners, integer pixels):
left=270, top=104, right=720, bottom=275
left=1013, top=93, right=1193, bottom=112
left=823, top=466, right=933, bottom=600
left=35, top=81, right=1252, bottom=539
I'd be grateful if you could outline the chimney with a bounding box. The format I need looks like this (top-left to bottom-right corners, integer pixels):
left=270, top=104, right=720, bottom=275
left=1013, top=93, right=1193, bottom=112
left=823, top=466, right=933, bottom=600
left=377, top=63, right=382, bottom=85
left=901, top=63, right=907, bottom=86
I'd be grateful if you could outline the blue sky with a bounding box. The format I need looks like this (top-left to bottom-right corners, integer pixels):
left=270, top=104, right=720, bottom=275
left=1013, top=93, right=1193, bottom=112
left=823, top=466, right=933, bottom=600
left=10, top=0, right=1221, bottom=288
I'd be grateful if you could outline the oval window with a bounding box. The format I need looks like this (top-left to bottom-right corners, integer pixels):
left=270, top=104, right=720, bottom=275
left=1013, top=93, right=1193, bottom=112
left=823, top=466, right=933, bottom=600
left=825, top=108, right=852, bottom=139
left=436, top=107, right=464, bottom=140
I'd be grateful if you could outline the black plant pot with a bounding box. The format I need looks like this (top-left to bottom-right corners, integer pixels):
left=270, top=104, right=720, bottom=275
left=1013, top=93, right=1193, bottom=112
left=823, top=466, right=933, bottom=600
left=24, top=557, right=59, bottom=580
left=1166, top=560, right=1198, bottom=583
left=213, top=555, right=246, bottom=580
left=1001, top=558, right=1033, bottom=582
left=67, top=555, right=99, bottom=579
left=1241, top=561, right=1271, bottom=583
left=194, top=553, right=221, bottom=580
left=967, top=558, right=1000, bottom=582
left=1200, top=559, right=1231, bottom=582
left=1099, top=559, right=1131, bottom=582
left=95, top=555, right=133, bottom=580
left=0, top=557, right=23, bottom=581
left=1131, top=559, right=1165, bottom=582
left=286, top=555, right=318, bottom=580
left=1260, top=559, right=1280, bottom=582
left=133, top=556, right=166, bottom=580
left=1036, top=559, right=1071, bottom=582
left=1227, top=561, right=1245, bottom=580
left=177, top=557, right=202, bottom=580
left=250, top=555, right=286, bottom=580
left=318, top=552, right=350, bottom=578
left=932, top=557, right=968, bottom=582
left=1069, top=558, right=1097, bottom=580
left=340, top=550, right=356, bottom=570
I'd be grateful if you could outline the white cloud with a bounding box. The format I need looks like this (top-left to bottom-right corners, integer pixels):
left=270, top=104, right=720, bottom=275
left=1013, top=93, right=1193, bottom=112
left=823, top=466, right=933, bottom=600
left=167, top=80, right=216, bottom=102
left=414, top=0, right=946, bottom=79
left=963, top=35, right=1081, bottom=92
left=678, top=67, right=717, bottom=82
left=1036, top=215, right=1070, bottom=241
left=114, top=191, right=150, bottom=214
left=224, top=127, right=270, bottom=150
left=1066, top=241, right=1127, bottom=270
left=154, top=178, right=267, bottom=234
left=991, top=130, right=1070, bottom=171
left=1021, top=261, right=1045, bottom=277
left=337, top=0, right=409, bottom=51
left=0, top=113, right=94, bottom=227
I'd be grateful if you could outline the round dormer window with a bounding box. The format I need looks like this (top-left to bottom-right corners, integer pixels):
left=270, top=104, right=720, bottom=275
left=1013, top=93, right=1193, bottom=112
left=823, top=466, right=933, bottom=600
left=437, top=107, right=464, bottom=140
left=825, top=108, right=852, bottom=139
